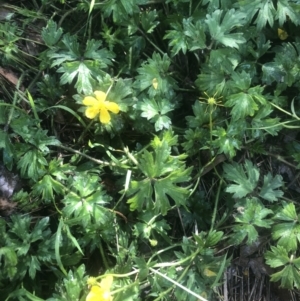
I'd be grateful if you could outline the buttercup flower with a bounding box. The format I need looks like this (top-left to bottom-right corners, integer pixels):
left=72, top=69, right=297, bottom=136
left=278, top=28, right=288, bottom=40
left=83, top=91, right=120, bottom=124
left=152, top=78, right=158, bottom=90
left=86, top=275, right=113, bottom=301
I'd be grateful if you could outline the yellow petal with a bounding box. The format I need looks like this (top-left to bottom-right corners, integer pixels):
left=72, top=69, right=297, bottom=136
left=149, top=239, right=158, bottom=246
left=100, top=275, right=113, bottom=290
left=83, top=96, right=98, bottom=106
left=94, top=91, right=107, bottom=102
left=105, top=102, right=120, bottom=114
left=85, top=107, right=99, bottom=119
left=203, top=268, right=216, bottom=277
left=278, top=28, right=288, bottom=40
left=152, top=78, right=158, bottom=90
left=102, top=291, right=113, bottom=301
left=86, top=286, right=104, bottom=301
left=99, top=107, right=111, bottom=124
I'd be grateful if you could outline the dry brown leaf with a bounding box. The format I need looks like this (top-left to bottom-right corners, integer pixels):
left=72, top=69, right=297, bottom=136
left=0, top=67, right=19, bottom=86
left=0, top=197, right=17, bottom=216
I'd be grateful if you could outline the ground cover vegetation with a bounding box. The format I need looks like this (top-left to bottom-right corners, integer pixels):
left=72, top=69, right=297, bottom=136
left=1, top=0, right=300, bottom=300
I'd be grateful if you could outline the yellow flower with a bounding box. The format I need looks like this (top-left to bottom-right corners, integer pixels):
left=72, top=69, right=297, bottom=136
left=86, top=275, right=113, bottom=301
left=278, top=28, right=288, bottom=40
left=152, top=78, right=158, bottom=90
left=83, top=91, right=120, bottom=124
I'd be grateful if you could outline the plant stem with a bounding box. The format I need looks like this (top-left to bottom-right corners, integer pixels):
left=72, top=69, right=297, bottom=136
left=99, top=239, right=109, bottom=270
left=210, top=178, right=223, bottom=232
left=4, top=71, right=26, bottom=132
left=150, top=267, right=209, bottom=301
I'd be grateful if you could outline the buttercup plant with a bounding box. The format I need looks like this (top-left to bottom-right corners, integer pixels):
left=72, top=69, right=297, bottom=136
left=1, top=1, right=300, bottom=300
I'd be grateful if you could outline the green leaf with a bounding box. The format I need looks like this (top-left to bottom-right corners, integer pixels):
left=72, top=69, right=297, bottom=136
left=28, top=256, right=41, bottom=279
left=270, top=265, right=300, bottom=289
left=140, top=141, right=170, bottom=177
left=55, top=218, right=68, bottom=276
left=239, top=0, right=276, bottom=30
left=84, top=39, right=113, bottom=64
left=0, top=130, right=12, bottom=154
left=153, top=168, right=192, bottom=214
left=212, top=124, right=242, bottom=158
left=223, top=160, right=259, bottom=198
left=0, top=247, right=17, bottom=279
left=17, top=149, right=47, bottom=181
left=10, top=117, right=59, bottom=151
left=205, top=230, right=224, bottom=247
left=265, top=245, right=289, bottom=267
left=31, top=217, right=51, bottom=243
left=134, top=257, right=149, bottom=281
left=32, top=160, right=73, bottom=203
left=47, top=35, right=114, bottom=93
left=7, top=288, right=46, bottom=301
left=235, top=198, right=273, bottom=228
left=248, top=33, right=271, bottom=59
left=257, top=1, right=275, bottom=29
left=272, top=223, right=300, bottom=252
left=102, top=0, right=140, bottom=23
left=195, top=48, right=241, bottom=94
left=33, top=175, right=62, bottom=202
left=272, top=203, right=300, bottom=252
left=48, top=159, right=75, bottom=181
left=62, top=189, right=108, bottom=223
left=51, top=264, right=87, bottom=300
left=186, top=101, right=211, bottom=128
left=133, top=211, right=171, bottom=243
left=183, top=17, right=206, bottom=51
left=225, top=72, right=267, bottom=120
left=274, top=203, right=298, bottom=221
left=182, top=127, right=209, bottom=156
left=126, top=179, right=153, bottom=212
left=164, top=18, right=206, bottom=56
left=120, top=0, right=138, bottom=14
left=262, top=43, right=300, bottom=87
left=262, top=62, right=285, bottom=85
left=201, top=0, right=233, bottom=11
left=276, top=0, right=299, bottom=26
left=140, top=98, right=174, bottom=131
left=265, top=248, right=300, bottom=289
left=134, top=53, right=177, bottom=98
left=0, top=103, right=11, bottom=124
left=228, top=225, right=248, bottom=245
left=229, top=70, right=252, bottom=90
left=196, top=67, right=227, bottom=95
left=41, top=20, right=63, bottom=46
left=259, top=173, right=283, bottom=202
left=251, top=106, right=282, bottom=137
left=113, top=280, right=140, bottom=301
left=58, top=61, right=95, bottom=94
left=210, top=48, right=241, bottom=73
left=205, top=9, right=246, bottom=48
left=127, top=136, right=191, bottom=215
left=49, top=34, right=80, bottom=67
left=140, top=9, right=159, bottom=33
left=4, top=215, right=53, bottom=281
left=65, top=224, right=84, bottom=255
left=62, top=173, right=112, bottom=227
left=106, top=78, right=133, bottom=112
left=232, top=198, right=273, bottom=244
left=164, top=22, right=188, bottom=56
